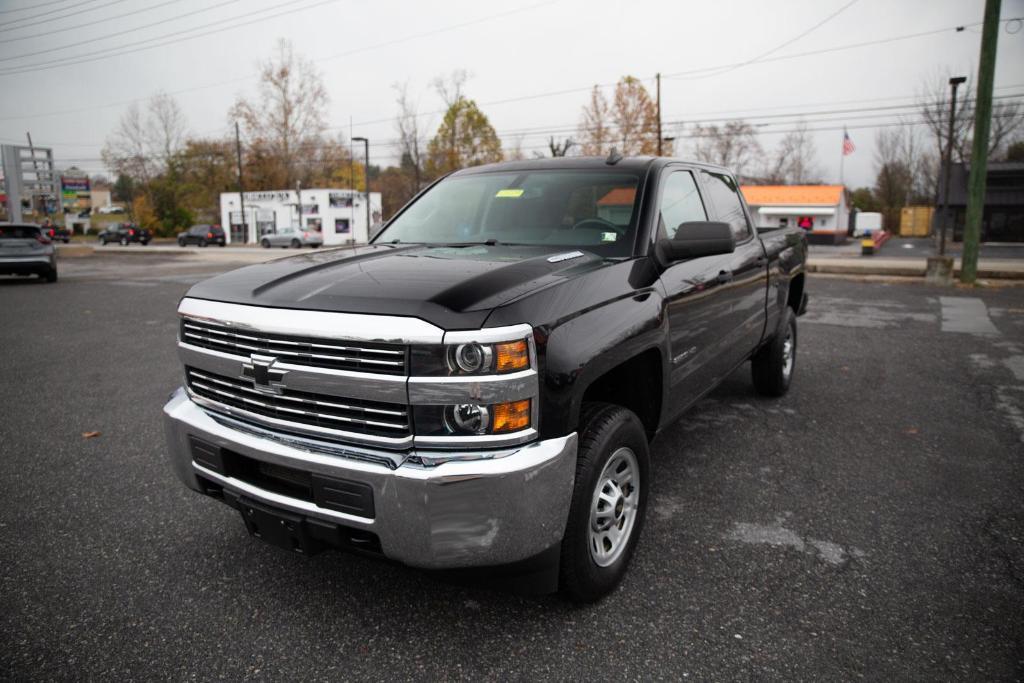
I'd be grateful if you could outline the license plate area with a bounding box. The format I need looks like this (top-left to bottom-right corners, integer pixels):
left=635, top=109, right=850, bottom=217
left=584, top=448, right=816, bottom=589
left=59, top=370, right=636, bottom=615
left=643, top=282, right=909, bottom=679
left=237, top=497, right=324, bottom=555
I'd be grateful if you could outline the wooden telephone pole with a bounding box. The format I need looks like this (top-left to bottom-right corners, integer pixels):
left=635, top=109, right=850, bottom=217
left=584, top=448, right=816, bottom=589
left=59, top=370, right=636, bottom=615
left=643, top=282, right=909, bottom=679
left=960, top=0, right=1001, bottom=284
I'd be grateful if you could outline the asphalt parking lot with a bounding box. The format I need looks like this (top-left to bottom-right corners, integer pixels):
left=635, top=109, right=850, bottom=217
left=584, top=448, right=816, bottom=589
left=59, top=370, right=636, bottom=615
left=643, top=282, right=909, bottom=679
left=2, top=254, right=1023, bottom=680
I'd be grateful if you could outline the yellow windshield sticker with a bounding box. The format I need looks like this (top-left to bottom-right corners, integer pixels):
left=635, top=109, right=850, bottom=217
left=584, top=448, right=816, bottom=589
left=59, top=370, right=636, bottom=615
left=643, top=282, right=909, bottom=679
left=495, top=189, right=524, bottom=198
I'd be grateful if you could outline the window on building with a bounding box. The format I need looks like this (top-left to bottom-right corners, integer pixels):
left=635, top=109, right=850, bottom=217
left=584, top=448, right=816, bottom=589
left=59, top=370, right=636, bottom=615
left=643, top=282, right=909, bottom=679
left=335, top=218, right=350, bottom=234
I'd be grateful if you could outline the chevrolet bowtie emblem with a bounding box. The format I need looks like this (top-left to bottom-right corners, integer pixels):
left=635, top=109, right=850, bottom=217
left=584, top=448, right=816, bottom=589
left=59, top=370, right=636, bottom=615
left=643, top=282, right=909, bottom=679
left=241, top=354, right=288, bottom=394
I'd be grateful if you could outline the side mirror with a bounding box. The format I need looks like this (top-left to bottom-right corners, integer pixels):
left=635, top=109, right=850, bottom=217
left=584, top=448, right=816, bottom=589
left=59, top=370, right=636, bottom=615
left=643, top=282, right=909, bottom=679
left=655, top=221, right=735, bottom=265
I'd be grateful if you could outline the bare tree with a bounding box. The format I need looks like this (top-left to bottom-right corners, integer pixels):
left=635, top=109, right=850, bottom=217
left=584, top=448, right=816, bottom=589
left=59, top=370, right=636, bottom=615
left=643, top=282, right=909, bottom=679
left=577, top=85, right=612, bottom=155
left=917, top=73, right=1024, bottom=199
left=393, top=81, right=425, bottom=192
left=690, top=120, right=763, bottom=180
left=102, top=92, right=188, bottom=190
left=548, top=137, right=574, bottom=157
left=761, top=121, right=821, bottom=184
left=432, top=69, right=469, bottom=109
left=230, top=38, right=328, bottom=188
left=147, top=92, right=187, bottom=162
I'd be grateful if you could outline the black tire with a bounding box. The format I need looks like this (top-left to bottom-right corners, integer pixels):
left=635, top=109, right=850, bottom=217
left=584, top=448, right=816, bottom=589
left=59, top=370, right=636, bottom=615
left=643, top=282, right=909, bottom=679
left=261, top=239, right=271, bottom=249
left=560, top=402, right=650, bottom=603
left=311, top=243, right=321, bottom=248
left=218, top=241, right=225, bottom=247
left=291, top=238, right=301, bottom=248
left=178, top=237, right=186, bottom=247
left=44, top=268, right=57, bottom=283
left=751, top=307, right=797, bottom=397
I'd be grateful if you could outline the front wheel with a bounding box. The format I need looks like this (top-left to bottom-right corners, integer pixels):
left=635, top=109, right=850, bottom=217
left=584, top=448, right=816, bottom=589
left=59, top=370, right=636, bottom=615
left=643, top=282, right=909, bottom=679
left=291, top=238, right=301, bottom=248
left=560, top=402, right=649, bottom=603
left=751, top=307, right=797, bottom=397
left=260, top=239, right=271, bottom=249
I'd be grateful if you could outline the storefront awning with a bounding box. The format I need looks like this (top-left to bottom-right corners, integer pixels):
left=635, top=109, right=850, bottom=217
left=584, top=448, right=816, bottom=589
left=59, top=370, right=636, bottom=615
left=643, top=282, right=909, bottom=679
left=758, top=206, right=835, bottom=216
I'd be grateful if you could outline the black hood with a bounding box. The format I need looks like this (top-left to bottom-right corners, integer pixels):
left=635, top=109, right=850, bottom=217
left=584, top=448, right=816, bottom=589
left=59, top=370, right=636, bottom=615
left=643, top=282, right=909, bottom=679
left=185, top=244, right=610, bottom=329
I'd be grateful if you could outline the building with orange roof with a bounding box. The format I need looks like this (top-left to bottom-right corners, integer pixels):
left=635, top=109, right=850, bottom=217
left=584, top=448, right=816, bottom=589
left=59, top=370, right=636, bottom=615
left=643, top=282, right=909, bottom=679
left=740, top=185, right=849, bottom=244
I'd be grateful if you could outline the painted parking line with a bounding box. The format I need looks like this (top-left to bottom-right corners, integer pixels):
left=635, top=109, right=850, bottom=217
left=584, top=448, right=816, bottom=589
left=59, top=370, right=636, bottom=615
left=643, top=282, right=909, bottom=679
left=939, top=297, right=1001, bottom=336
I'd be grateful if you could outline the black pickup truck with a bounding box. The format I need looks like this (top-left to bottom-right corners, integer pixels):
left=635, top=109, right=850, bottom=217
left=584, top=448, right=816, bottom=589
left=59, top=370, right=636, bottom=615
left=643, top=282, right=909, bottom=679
left=164, top=156, right=807, bottom=601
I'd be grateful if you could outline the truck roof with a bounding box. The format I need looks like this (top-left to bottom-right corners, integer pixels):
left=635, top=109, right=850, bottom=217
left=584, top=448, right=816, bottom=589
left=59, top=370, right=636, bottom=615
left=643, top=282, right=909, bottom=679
left=451, top=156, right=734, bottom=177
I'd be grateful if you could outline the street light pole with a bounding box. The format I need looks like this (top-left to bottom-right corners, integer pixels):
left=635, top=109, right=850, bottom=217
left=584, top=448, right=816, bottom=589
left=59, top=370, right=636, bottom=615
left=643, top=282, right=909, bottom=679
left=352, top=136, right=371, bottom=238
left=939, top=76, right=967, bottom=257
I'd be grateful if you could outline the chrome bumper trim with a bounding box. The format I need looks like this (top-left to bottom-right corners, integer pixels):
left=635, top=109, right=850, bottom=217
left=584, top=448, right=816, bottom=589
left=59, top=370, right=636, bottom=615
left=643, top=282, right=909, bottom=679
left=165, top=388, right=577, bottom=569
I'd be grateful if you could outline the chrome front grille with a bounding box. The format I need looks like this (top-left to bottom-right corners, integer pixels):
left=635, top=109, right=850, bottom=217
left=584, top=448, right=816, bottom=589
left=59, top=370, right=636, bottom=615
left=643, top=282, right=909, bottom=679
left=181, top=318, right=407, bottom=375
left=185, top=367, right=410, bottom=441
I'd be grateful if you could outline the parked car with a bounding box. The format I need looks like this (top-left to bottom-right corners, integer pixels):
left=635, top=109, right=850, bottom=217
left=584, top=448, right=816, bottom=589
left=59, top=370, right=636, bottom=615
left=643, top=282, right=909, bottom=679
left=0, top=223, right=57, bottom=282
left=178, top=224, right=226, bottom=247
left=97, top=205, right=126, bottom=214
left=98, top=223, right=150, bottom=246
left=164, top=156, right=808, bottom=601
left=41, top=221, right=71, bottom=243
left=259, top=226, right=323, bottom=248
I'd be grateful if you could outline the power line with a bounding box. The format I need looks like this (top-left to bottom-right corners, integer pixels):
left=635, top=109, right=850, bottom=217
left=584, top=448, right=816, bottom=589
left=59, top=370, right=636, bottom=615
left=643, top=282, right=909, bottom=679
left=688, top=0, right=860, bottom=82
left=0, top=1, right=563, bottom=122
left=0, top=0, right=324, bottom=75
left=663, top=16, right=1024, bottom=81
left=0, top=0, right=76, bottom=15
left=0, top=0, right=128, bottom=33
left=2, top=0, right=191, bottom=45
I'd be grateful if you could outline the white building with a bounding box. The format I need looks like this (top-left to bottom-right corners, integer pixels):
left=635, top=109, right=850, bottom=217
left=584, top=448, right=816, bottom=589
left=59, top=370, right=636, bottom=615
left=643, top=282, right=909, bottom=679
left=219, top=188, right=382, bottom=246
left=740, top=185, right=849, bottom=244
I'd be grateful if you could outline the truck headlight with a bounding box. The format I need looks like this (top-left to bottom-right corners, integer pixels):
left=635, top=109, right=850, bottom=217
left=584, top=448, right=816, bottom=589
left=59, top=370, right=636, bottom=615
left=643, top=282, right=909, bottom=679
left=450, top=343, right=491, bottom=373
left=413, top=338, right=532, bottom=376
left=415, top=399, right=532, bottom=436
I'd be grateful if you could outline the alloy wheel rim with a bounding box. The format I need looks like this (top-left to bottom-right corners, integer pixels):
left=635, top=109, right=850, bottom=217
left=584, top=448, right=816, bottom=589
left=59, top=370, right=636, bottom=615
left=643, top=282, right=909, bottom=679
left=589, top=447, right=640, bottom=567
left=782, top=327, right=795, bottom=380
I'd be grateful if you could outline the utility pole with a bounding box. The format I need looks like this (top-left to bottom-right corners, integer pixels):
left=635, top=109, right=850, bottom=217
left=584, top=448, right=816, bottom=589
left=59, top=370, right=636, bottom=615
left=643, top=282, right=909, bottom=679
left=939, top=76, right=967, bottom=257
left=352, top=136, right=371, bottom=237
left=26, top=132, right=42, bottom=217
left=656, top=73, right=663, bottom=156
left=235, top=121, right=247, bottom=244
left=960, top=0, right=1001, bottom=284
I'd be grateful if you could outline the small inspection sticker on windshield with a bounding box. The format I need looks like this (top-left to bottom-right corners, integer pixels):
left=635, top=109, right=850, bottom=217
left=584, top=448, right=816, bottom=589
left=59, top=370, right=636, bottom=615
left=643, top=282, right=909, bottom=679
left=495, top=188, right=524, bottom=198
left=601, top=232, right=617, bottom=242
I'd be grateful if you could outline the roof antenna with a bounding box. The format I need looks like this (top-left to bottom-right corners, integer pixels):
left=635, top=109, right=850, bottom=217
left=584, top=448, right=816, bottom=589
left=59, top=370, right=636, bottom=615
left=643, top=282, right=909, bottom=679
left=605, top=147, right=622, bottom=165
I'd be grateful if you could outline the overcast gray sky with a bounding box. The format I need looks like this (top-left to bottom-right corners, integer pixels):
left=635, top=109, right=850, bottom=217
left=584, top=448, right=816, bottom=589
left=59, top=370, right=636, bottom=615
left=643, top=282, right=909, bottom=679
left=0, top=0, right=1022, bottom=189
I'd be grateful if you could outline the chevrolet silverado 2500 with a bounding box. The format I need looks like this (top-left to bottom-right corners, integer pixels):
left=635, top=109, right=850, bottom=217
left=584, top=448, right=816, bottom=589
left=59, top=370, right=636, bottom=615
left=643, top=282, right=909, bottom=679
left=163, top=156, right=808, bottom=601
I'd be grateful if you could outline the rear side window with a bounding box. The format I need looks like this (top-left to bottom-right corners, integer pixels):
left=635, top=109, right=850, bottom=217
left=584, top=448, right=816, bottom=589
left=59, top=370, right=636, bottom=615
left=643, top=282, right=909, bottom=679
left=700, top=171, right=751, bottom=241
left=0, top=225, right=41, bottom=239
left=656, top=171, right=707, bottom=241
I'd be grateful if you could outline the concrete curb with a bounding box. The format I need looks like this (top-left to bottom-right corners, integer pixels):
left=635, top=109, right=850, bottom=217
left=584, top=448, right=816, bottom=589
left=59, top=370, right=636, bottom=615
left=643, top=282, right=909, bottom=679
left=807, top=259, right=1024, bottom=280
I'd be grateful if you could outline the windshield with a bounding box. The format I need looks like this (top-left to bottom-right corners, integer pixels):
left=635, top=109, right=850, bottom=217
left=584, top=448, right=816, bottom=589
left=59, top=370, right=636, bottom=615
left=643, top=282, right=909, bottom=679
left=374, top=170, right=643, bottom=257
left=0, top=225, right=41, bottom=239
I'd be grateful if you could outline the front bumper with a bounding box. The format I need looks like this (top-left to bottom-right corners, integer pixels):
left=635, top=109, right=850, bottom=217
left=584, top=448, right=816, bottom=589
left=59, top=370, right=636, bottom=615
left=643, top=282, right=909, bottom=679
left=163, top=388, right=577, bottom=569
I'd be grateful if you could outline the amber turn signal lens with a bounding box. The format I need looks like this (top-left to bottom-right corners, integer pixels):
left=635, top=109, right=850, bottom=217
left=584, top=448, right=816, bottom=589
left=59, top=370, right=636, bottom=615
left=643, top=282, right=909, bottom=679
left=492, top=399, right=531, bottom=433
left=495, top=340, right=529, bottom=373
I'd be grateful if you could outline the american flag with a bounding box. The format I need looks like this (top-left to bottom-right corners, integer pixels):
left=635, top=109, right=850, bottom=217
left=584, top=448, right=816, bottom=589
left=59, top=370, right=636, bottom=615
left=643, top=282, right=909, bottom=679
left=842, top=130, right=856, bottom=156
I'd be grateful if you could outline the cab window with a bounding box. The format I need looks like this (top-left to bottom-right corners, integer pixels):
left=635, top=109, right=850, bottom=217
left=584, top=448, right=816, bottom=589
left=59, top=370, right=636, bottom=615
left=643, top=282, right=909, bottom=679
left=699, top=171, right=751, bottom=241
left=655, top=170, right=708, bottom=241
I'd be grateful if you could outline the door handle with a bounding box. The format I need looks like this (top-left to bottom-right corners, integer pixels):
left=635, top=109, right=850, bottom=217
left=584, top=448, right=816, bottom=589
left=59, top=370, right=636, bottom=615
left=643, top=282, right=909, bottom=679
left=716, top=270, right=733, bottom=284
